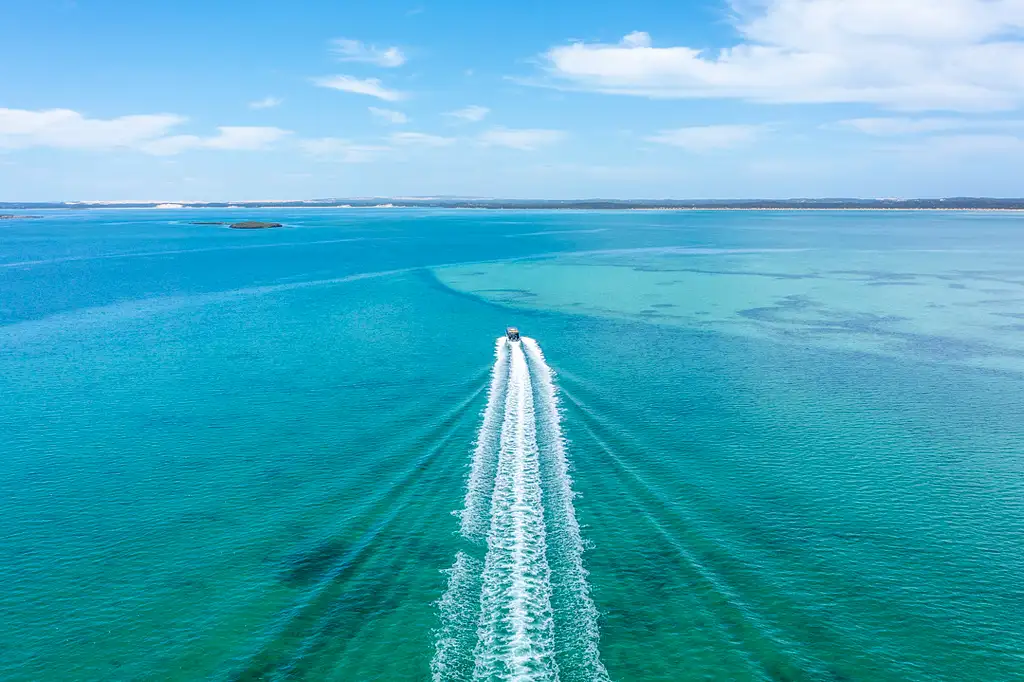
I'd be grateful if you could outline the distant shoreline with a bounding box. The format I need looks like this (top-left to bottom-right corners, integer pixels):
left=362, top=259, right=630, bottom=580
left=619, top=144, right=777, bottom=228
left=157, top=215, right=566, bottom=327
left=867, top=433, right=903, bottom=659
left=2, top=207, right=1024, bottom=213
left=625, top=207, right=1024, bottom=212
left=3, top=200, right=1024, bottom=212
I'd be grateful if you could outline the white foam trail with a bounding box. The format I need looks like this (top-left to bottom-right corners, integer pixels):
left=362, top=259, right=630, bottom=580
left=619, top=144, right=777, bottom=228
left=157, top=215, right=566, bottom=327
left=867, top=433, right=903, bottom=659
left=522, top=337, right=610, bottom=682
left=432, top=339, right=510, bottom=681
left=460, top=338, right=510, bottom=540
left=473, top=341, right=558, bottom=682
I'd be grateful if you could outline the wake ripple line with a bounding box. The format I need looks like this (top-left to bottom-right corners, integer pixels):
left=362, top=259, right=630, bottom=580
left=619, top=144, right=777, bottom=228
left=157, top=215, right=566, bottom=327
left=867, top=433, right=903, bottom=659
left=460, top=338, right=510, bottom=540
left=556, top=385, right=812, bottom=680
left=432, top=552, right=486, bottom=682
left=522, top=337, right=610, bottom=682
left=473, top=341, right=557, bottom=682
left=0, top=237, right=367, bottom=269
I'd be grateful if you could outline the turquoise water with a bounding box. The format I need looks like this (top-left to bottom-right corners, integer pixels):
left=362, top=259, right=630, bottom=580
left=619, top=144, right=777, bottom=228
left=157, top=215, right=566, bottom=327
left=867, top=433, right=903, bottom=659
left=1, top=209, right=1022, bottom=681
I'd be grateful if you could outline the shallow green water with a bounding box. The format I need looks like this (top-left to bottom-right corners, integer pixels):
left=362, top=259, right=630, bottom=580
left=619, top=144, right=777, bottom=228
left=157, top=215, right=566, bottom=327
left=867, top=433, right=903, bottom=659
left=1, top=209, right=1022, bottom=681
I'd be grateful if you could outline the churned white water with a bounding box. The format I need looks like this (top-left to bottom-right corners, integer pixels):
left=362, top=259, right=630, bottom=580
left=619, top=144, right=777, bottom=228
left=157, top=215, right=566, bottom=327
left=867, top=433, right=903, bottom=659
left=434, top=337, right=607, bottom=682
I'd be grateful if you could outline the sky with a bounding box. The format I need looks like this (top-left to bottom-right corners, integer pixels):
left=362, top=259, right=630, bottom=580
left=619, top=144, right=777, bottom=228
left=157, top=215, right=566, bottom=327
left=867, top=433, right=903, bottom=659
left=2, top=0, right=1024, bottom=200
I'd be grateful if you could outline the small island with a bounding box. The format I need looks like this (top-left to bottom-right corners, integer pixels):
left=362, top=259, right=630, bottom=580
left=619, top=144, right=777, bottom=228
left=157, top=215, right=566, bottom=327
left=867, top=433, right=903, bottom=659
left=0, top=214, right=43, bottom=220
left=187, top=220, right=284, bottom=229
left=229, top=221, right=283, bottom=229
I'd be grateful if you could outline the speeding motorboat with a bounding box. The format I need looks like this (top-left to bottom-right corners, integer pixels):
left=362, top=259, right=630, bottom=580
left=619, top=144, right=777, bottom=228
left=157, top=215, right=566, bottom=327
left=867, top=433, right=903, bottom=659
left=506, top=327, right=521, bottom=342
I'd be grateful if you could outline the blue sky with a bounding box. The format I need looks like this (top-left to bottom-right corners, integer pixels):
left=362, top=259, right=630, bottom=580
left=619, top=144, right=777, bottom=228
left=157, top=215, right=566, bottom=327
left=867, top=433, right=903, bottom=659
left=2, top=0, right=1024, bottom=200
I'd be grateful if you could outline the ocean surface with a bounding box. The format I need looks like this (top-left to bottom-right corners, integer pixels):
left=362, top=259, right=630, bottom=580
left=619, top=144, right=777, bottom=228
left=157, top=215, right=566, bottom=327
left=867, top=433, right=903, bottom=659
left=1, top=209, right=1022, bottom=682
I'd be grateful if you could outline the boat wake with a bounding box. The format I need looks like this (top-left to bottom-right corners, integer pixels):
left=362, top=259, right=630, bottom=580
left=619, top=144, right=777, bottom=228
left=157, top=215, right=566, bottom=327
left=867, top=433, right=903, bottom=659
left=433, top=337, right=609, bottom=682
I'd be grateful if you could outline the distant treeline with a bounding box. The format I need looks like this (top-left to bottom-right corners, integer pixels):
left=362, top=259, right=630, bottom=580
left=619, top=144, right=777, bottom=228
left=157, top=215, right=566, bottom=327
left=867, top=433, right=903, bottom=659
left=3, top=198, right=1024, bottom=210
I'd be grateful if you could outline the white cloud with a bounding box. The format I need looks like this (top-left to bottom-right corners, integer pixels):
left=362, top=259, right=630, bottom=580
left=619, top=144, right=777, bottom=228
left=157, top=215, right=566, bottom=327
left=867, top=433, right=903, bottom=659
left=300, top=137, right=390, bottom=163
left=369, top=107, right=409, bottom=124
left=540, top=1, right=1024, bottom=111
left=445, top=105, right=490, bottom=123
left=389, top=131, right=455, bottom=147
left=331, top=39, right=406, bottom=67
left=193, top=126, right=290, bottom=150
left=0, top=108, right=291, bottom=156
left=141, top=127, right=291, bottom=155
left=312, top=75, right=406, bottom=101
left=249, top=96, right=283, bottom=110
left=478, top=127, right=565, bottom=150
left=646, top=124, right=762, bottom=151
left=836, top=116, right=1024, bottom=135
left=0, top=108, right=184, bottom=150
left=838, top=117, right=968, bottom=135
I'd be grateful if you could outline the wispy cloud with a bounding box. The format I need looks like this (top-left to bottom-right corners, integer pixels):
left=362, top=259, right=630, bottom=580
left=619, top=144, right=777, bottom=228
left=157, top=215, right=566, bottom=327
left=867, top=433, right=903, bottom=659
left=249, top=96, right=283, bottom=110
left=646, top=124, right=763, bottom=151
left=478, top=127, right=565, bottom=150
left=836, top=117, right=1024, bottom=136
left=445, top=105, right=490, bottom=123
left=312, top=75, right=406, bottom=101
left=917, top=134, right=1024, bottom=156
left=389, top=131, right=454, bottom=147
left=300, top=137, right=390, bottom=163
left=884, top=133, right=1024, bottom=160
left=331, top=38, right=406, bottom=68
left=300, top=132, right=453, bottom=161
left=140, top=127, right=292, bottom=155
left=369, top=107, right=409, bottom=124
left=538, top=1, right=1024, bottom=112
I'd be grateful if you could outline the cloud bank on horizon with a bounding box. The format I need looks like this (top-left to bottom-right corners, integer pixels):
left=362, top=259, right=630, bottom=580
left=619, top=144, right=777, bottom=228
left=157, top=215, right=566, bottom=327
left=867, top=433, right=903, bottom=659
left=1, top=0, right=1023, bottom=199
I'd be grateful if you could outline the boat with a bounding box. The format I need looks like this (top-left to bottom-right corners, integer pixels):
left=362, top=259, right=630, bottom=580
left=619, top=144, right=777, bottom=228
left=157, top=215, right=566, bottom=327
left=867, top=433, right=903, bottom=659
left=506, top=327, right=520, bottom=342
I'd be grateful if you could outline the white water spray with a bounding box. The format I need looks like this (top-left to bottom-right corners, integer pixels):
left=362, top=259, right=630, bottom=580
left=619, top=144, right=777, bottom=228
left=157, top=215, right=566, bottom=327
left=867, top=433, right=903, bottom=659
left=434, top=336, right=608, bottom=682
left=460, top=338, right=510, bottom=540
left=523, top=337, right=610, bottom=682
left=474, top=340, right=557, bottom=681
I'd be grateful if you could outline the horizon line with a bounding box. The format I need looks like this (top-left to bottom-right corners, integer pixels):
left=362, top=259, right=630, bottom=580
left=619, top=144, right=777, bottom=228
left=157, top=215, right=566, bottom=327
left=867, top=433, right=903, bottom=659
left=4, top=196, right=1024, bottom=205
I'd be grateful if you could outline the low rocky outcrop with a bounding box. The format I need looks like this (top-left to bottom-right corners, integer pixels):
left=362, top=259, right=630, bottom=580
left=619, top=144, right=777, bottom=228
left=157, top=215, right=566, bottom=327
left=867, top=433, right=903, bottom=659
left=229, top=221, right=283, bottom=229
left=187, top=220, right=284, bottom=229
